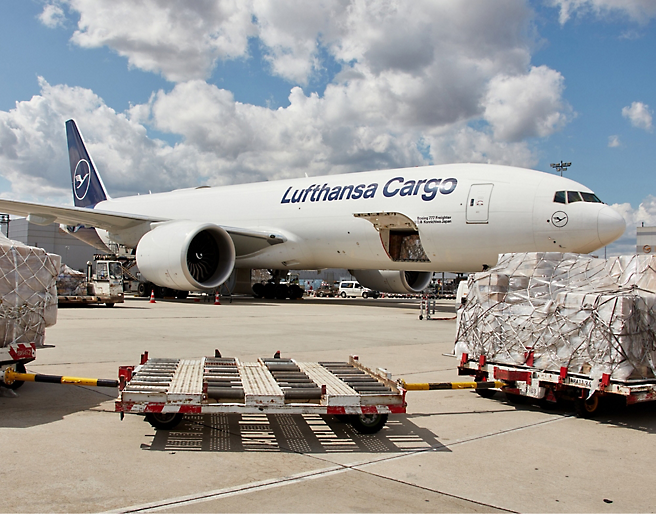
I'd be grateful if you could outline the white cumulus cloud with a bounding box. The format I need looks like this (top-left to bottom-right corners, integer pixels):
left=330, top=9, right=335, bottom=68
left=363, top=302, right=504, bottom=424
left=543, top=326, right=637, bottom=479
left=7, top=1, right=578, bottom=201
left=622, top=101, right=653, bottom=131
left=39, top=2, right=66, bottom=28
left=606, top=195, right=656, bottom=256
left=483, top=66, right=571, bottom=142
left=550, top=0, right=656, bottom=24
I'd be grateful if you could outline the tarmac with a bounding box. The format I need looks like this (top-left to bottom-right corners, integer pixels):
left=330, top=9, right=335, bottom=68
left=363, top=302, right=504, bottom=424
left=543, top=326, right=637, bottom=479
left=1, top=295, right=655, bottom=513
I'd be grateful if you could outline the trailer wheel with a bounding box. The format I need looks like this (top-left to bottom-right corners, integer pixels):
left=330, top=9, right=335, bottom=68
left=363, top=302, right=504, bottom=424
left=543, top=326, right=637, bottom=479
left=575, top=393, right=602, bottom=418
left=349, top=413, right=388, bottom=434
left=2, top=362, right=26, bottom=390
left=145, top=412, right=184, bottom=430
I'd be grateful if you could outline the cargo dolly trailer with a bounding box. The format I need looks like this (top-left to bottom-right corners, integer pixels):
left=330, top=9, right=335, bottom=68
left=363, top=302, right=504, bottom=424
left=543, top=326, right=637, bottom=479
left=115, top=352, right=407, bottom=433
left=458, top=354, right=656, bottom=416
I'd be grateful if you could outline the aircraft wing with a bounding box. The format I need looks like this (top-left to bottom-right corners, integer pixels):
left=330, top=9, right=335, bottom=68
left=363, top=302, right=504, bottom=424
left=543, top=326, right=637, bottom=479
left=0, top=198, right=159, bottom=230
left=0, top=198, right=284, bottom=255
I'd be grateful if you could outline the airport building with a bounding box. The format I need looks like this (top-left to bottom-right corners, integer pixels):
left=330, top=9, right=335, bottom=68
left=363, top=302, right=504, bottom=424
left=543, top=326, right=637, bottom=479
left=637, top=225, right=656, bottom=256
left=4, top=218, right=100, bottom=271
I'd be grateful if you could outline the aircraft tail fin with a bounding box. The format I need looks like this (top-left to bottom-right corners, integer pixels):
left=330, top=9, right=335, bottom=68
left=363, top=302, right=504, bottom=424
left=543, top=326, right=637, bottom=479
left=66, top=119, right=110, bottom=208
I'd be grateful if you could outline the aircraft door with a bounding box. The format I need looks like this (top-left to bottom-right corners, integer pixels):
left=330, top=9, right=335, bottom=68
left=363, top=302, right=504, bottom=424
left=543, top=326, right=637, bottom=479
left=466, top=183, right=493, bottom=223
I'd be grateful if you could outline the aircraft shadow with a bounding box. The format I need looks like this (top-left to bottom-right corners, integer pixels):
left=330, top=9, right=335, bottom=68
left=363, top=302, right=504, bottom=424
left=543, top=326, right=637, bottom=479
left=144, top=413, right=448, bottom=454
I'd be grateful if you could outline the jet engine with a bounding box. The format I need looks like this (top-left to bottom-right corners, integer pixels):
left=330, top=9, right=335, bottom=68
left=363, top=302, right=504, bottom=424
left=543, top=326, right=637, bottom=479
left=350, top=270, right=433, bottom=294
left=136, top=221, right=236, bottom=291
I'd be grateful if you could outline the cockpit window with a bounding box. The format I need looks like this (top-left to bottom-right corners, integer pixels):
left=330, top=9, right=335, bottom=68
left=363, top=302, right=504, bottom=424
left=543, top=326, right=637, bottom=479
left=580, top=192, right=602, bottom=203
left=554, top=190, right=604, bottom=204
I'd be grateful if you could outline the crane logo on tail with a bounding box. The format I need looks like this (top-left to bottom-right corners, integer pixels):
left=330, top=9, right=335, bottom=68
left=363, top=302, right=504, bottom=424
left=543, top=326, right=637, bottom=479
left=74, top=160, right=91, bottom=201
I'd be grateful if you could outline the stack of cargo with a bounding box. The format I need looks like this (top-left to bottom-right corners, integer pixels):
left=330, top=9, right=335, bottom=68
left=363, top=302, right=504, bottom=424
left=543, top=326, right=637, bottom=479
left=57, top=264, right=87, bottom=296
left=455, top=252, right=656, bottom=383
left=0, top=234, right=60, bottom=348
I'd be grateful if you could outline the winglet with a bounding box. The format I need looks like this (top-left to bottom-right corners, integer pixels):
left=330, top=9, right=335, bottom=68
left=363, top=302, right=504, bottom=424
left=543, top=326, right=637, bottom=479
left=66, top=119, right=110, bottom=208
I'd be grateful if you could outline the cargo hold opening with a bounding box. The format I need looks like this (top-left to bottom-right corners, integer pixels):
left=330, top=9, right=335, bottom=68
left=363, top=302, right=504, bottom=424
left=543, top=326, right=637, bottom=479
left=354, top=212, right=430, bottom=263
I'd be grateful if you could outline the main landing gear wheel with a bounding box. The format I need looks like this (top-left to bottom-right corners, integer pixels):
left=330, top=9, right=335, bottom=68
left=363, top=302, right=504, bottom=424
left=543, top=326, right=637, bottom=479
left=348, top=413, right=388, bottom=434
left=145, top=412, right=184, bottom=430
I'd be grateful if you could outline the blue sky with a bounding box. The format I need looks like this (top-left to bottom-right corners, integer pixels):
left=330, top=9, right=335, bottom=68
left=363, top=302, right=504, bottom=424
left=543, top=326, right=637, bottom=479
left=0, top=0, right=654, bottom=255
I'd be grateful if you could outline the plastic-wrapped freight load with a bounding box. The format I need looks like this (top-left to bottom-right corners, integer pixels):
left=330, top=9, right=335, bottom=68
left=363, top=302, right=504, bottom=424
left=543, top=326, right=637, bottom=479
left=0, top=234, right=60, bottom=348
left=57, top=264, right=87, bottom=296
left=455, top=252, right=656, bottom=383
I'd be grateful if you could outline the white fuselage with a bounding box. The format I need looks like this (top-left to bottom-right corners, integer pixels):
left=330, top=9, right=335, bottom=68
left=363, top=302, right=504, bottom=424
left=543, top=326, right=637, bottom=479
left=95, top=163, right=625, bottom=273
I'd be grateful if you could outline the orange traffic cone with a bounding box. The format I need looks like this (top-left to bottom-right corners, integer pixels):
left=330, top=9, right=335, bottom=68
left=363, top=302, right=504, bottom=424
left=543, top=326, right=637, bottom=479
left=214, top=292, right=221, bottom=305
left=149, top=290, right=156, bottom=303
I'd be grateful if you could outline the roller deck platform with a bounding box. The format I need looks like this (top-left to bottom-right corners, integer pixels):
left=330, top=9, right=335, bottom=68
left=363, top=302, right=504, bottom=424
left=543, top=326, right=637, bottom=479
left=116, top=352, right=406, bottom=431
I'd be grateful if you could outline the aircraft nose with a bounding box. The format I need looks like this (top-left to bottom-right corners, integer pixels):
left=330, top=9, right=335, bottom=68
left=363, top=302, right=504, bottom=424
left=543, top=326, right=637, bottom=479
left=598, top=206, right=626, bottom=246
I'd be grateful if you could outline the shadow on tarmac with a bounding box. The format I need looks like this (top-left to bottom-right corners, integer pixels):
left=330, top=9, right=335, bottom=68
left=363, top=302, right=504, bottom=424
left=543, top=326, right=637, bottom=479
left=0, top=382, right=113, bottom=428
left=481, top=391, right=656, bottom=435
left=144, top=413, right=448, bottom=454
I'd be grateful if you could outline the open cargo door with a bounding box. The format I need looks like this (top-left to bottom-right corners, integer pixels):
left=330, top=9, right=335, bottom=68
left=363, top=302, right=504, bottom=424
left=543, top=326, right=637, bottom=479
left=354, top=212, right=430, bottom=262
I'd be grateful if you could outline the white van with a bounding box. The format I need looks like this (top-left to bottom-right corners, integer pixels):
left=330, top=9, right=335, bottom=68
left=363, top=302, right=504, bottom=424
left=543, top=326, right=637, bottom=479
left=338, top=281, right=378, bottom=298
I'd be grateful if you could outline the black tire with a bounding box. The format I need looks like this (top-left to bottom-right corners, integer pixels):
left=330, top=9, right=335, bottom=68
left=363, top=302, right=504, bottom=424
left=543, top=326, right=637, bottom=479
left=175, top=290, right=189, bottom=299
left=340, top=291, right=347, bottom=298
left=145, top=412, right=184, bottom=430
left=105, top=302, right=115, bottom=308
left=349, top=413, right=388, bottom=434
left=263, top=283, right=276, bottom=299
left=3, top=362, right=26, bottom=390
left=575, top=393, right=602, bottom=418
left=362, top=291, right=368, bottom=299
left=275, top=284, right=290, bottom=300
left=289, top=284, right=303, bottom=299
left=252, top=282, right=264, bottom=298
left=137, top=282, right=148, bottom=297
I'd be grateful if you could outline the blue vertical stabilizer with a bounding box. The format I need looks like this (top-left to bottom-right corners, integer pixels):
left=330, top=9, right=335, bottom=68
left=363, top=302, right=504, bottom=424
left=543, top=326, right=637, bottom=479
left=66, top=119, right=109, bottom=208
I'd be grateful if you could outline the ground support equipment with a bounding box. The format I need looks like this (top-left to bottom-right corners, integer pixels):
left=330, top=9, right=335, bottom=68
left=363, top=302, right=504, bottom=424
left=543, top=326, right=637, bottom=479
left=418, top=296, right=456, bottom=320
left=116, top=352, right=406, bottom=433
left=458, top=353, right=656, bottom=417
left=0, top=343, right=37, bottom=390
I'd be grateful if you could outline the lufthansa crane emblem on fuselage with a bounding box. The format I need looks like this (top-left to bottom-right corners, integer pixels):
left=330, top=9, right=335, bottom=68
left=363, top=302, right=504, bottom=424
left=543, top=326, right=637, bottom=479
left=551, top=211, right=568, bottom=228
left=74, top=160, right=91, bottom=201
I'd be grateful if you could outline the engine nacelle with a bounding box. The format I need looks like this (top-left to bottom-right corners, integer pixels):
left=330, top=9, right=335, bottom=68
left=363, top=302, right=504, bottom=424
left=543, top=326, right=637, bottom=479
left=136, top=221, right=236, bottom=291
left=350, top=270, right=433, bottom=294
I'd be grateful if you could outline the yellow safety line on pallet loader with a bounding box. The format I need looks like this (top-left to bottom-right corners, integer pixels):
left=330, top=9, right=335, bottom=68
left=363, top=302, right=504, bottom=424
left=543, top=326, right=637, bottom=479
left=3, top=369, right=118, bottom=388
left=400, top=380, right=506, bottom=391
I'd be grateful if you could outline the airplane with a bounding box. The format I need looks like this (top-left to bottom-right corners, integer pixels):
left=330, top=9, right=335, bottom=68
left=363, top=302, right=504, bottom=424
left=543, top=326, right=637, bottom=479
left=0, top=120, right=625, bottom=298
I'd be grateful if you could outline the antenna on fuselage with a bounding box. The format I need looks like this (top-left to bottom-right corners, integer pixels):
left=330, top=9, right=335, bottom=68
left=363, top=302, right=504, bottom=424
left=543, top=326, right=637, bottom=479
left=550, top=160, right=571, bottom=177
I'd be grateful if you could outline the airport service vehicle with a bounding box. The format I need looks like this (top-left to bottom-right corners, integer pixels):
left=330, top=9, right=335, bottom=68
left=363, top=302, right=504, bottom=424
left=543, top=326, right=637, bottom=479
left=457, top=355, right=656, bottom=416
left=115, top=352, right=406, bottom=433
left=338, top=281, right=378, bottom=298
left=58, top=259, right=124, bottom=307
left=314, top=282, right=338, bottom=297
left=0, top=120, right=625, bottom=301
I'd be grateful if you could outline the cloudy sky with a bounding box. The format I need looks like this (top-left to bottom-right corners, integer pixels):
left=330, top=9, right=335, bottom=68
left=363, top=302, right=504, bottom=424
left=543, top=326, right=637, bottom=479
left=1, top=0, right=655, bottom=255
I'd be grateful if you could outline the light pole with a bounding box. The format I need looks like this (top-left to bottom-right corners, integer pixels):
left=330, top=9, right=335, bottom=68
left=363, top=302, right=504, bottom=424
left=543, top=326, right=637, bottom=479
left=550, top=160, right=571, bottom=177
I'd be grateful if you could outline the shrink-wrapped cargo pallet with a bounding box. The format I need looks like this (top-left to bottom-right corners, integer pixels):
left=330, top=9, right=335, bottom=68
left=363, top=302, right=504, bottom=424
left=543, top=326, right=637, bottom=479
left=57, top=264, right=87, bottom=296
left=0, top=234, right=60, bottom=348
left=455, top=252, right=656, bottom=383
